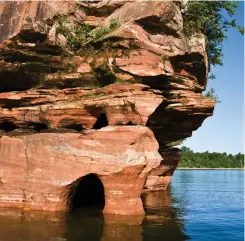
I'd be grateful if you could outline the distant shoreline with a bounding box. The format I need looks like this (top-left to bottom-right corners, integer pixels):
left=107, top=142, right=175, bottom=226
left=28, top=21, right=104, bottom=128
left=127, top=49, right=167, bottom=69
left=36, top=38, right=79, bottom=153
left=177, top=168, right=244, bottom=170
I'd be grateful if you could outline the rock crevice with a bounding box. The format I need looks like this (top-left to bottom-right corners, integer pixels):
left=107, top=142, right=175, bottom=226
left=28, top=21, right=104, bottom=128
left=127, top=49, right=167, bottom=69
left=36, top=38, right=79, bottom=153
left=0, top=1, right=215, bottom=215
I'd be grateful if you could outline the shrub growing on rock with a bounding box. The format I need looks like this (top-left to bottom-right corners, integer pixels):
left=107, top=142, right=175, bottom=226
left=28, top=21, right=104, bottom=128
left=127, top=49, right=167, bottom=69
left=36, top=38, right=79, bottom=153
left=183, top=1, right=244, bottom=67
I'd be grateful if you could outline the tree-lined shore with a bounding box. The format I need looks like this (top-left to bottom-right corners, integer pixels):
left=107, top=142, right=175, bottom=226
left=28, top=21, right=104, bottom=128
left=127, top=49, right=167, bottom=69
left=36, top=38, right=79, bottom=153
left=179, top=147, right=244, bottom=168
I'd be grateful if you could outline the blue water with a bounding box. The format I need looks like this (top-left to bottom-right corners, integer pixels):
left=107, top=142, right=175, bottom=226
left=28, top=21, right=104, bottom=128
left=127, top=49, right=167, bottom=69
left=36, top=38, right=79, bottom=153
left=170, top=170, right=244, bottom=241
left=0, top=170, right=243, bottom=241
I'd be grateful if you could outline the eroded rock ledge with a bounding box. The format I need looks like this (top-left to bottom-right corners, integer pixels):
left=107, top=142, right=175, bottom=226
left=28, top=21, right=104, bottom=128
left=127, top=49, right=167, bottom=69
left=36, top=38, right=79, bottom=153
left=0, top=1, right=215, bottom=215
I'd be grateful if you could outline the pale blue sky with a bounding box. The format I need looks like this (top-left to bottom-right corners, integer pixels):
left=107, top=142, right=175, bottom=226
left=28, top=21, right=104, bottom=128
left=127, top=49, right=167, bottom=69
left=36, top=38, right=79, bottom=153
left=182, top=2, right=244, bottom=154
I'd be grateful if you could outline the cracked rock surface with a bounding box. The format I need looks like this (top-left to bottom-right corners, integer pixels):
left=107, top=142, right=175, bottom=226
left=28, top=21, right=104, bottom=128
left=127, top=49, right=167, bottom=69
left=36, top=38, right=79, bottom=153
left=0, top=0, right=215, bottom=215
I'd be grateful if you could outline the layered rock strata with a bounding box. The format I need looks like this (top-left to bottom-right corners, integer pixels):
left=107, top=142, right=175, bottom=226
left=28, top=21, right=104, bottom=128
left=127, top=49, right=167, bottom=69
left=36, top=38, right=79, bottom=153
left=0, top=1, right=215, bottom=214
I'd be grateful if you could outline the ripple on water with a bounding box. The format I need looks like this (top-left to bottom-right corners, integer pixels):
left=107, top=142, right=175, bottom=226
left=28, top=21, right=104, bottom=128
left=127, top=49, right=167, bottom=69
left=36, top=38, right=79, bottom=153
left=0, top=170, right=243, bottom=241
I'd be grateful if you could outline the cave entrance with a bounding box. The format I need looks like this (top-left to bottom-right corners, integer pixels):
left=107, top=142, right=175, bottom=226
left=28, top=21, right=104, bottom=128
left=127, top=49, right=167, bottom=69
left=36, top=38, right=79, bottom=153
left=0, top=121, right=18, bottom=132
left=68, top=174, right=105, bottom=212
left=93, top=113, right=108, bottom=129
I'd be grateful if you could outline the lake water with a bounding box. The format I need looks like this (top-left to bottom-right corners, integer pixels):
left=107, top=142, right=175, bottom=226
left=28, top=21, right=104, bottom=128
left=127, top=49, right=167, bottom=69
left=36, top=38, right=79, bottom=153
left=0, top=170, right=243, bottom=241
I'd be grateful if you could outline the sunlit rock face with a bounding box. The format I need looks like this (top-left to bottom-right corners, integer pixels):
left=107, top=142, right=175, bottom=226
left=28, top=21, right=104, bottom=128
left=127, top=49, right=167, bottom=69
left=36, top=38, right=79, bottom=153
left=0, top=0, right=215, bottom=214
left=0, top=127, right=161, bottom=214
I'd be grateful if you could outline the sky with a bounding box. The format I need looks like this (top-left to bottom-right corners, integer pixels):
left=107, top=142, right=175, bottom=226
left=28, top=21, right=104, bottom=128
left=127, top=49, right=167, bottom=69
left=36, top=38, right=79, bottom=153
left=182, top=2, right=244, bottom=155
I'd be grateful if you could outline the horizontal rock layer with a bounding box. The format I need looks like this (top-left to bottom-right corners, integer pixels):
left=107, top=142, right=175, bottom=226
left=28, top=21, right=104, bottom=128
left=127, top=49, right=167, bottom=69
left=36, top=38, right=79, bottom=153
left=0, top=126, right=161, bottom=214
left=0, top=0, right=215, bottom=214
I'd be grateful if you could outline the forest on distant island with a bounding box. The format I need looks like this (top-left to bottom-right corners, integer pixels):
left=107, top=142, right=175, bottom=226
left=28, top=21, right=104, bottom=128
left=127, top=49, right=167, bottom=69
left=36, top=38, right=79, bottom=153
left=179, top=147, right=244, bottom=168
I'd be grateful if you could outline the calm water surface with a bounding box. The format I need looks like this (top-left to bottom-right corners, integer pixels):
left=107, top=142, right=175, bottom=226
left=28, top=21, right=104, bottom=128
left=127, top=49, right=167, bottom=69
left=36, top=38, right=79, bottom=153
left=0, top=170, right=243, bottom=241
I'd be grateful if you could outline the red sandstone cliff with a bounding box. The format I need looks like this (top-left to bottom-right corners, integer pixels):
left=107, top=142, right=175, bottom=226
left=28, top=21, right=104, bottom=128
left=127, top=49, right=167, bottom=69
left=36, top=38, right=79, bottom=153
left=0, top=1, right=215, bottom=215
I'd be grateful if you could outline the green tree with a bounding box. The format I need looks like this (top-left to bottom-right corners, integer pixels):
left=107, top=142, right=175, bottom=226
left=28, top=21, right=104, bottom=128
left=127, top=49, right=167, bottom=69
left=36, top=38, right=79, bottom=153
left=179, top=146, right=244, bottom=168
left=205, top=88, right=220, bottom=103
left=184, top=1, right=244, bottom=67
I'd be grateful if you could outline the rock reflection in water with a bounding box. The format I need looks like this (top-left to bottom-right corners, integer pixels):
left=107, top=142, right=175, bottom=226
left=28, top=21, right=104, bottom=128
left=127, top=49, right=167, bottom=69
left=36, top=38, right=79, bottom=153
left=65, top=209, right=144, bottom=241
left=64, top=208, right=104, bottom=241
left=0, top=208, right=67, bottom=241
left=142, top=187, right=190, bottom=241
left=101, top=214, right=143, bottom=241
left=0, top=187, right=189, bottom=241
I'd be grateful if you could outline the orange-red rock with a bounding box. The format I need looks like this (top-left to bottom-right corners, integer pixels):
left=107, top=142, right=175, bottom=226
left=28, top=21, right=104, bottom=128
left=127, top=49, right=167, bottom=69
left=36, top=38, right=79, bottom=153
left=144, top=148, right=182, bottom=191
left=0, top=126, right=161, bottom=214
left=0, top=0, right=215, bottom=215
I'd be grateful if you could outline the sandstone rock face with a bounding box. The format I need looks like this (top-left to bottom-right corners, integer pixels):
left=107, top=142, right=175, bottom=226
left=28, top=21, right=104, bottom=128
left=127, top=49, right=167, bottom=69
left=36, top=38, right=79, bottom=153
left=0, top=127, right=161, bottom=214
left=0, top=1, right=215, bottom=215
left=144, top=148, right=182, bottom=192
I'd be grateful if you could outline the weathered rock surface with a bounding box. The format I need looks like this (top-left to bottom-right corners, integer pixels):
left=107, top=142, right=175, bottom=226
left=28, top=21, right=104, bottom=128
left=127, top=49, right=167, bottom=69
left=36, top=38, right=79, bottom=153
left=144, top=148, right=182, bottom=191
left=0, top=0, right=215, bottom=215
left=0, top=126, right=161, bottom=214
left=0, top=84, right=163, bottom=130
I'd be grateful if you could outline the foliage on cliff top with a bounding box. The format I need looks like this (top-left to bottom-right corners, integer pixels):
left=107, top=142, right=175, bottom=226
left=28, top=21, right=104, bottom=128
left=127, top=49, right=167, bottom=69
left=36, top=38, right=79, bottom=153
left=205, top=88, right=220, bottom=103
left=56, top=16, right=120, bottom=49
left=183, top=1, right=244, bottom=67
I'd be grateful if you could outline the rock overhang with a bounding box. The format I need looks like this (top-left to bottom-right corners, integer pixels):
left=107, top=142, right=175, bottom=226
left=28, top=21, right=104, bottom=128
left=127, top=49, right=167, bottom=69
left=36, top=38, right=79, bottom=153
left=0, top=0, right=215, bottom=215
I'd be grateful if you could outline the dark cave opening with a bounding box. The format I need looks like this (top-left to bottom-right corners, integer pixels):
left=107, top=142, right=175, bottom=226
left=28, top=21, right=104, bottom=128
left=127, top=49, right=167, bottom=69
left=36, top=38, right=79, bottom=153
left=58, top=119, right=84, bottom=132
left=29, top=122, right=48, bottom=131
left=93, top=113, right=108, bottom=129
left=0, top=121, right=18, bottom=132
left=62, top=123, right=84, bottom=132
left=19, top=30, right=47, bottom=43
left=68, top=174, right=105, bottom=212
